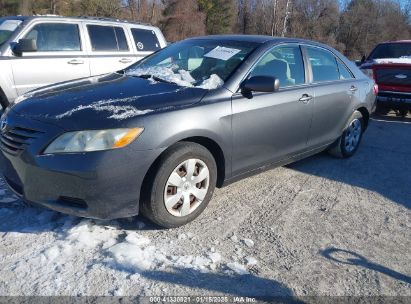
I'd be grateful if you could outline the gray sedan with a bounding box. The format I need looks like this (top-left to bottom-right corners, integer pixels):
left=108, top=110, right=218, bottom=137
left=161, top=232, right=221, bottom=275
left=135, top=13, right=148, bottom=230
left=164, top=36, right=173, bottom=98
left=0, top=35, right=376, bottom=228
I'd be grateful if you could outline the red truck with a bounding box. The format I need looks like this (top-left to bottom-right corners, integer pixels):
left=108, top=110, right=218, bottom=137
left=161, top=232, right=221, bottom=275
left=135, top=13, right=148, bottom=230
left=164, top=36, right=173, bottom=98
left=358, top=40, right=411, bottom=116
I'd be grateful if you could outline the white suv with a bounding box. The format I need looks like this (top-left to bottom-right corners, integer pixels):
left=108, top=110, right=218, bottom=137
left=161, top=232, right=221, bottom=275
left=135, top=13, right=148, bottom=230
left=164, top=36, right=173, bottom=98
left=0, top=15, right=167, bottom=109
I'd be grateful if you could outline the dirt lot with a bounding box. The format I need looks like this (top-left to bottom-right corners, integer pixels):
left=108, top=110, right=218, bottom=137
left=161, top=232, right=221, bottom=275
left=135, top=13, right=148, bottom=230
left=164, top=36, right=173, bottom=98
left=0, top=115, right=410, bottom=299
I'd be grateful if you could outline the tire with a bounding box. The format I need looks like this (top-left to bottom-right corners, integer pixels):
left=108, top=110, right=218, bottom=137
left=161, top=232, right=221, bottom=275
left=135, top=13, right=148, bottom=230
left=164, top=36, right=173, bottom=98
left=328, top=111, right=364, bottom=158
left=140, top=142, right=217, bottom=228
left=0, top=88, right=9, bottom=111
left=397, top=109, right=408, bottom=117
left=375, top=104, right=389, bottom=115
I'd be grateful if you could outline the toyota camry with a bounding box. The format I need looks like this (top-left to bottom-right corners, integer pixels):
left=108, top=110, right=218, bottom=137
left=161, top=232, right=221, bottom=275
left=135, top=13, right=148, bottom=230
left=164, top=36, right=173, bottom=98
left=0, top=35, right=376, bottom=228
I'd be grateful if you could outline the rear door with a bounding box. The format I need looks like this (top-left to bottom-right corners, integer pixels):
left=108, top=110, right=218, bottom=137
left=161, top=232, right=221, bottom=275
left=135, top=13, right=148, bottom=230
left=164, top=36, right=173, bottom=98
left=85, top=23, right=135, bottom=75
left=304, top=45, right=359, bottom=147
left=11, top=21, right=90, bottom=95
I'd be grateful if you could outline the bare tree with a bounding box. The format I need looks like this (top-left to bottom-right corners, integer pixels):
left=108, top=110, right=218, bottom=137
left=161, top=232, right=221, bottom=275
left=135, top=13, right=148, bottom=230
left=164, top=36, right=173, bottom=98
left=281, top=0, right=291, bottom=37
left=270, top=0, right=278, bottom=36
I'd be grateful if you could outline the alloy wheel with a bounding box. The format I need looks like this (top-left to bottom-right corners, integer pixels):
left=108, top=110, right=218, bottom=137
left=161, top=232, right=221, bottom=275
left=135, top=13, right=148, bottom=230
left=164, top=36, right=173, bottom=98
left=344, top=118, right=362, bottom=153
left=164, top=158, right=210, bottom=217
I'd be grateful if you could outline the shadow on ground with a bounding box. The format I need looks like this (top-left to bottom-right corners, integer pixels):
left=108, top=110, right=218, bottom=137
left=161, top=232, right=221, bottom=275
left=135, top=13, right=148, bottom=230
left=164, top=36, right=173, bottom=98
left=288, top=118, right=411, bottom=209
left=320, top=247, right=411, bottom=285
left=142, top=267, right=301, bottom=301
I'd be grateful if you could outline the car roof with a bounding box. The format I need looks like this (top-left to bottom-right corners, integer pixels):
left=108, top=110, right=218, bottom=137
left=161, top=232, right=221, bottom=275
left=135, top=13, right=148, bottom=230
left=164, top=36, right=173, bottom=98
left=3, top=15, right=154, bottom=27
left=0, top=16, right=28, bottom=21
left=189, top=34, right=332, bottom=48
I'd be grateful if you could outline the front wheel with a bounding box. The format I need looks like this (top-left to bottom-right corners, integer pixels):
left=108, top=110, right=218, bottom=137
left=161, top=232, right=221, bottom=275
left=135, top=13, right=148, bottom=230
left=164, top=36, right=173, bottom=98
left=328, top=111, right=364, bottom=158
left=140, top=142, right=217, bottom=228
left=0, top=88, right=9, bottom=111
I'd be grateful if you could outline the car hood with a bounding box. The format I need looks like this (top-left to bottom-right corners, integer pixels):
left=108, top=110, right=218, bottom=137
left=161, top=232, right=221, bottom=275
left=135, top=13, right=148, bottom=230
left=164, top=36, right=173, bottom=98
left=11, top=73, right=208, bottom=130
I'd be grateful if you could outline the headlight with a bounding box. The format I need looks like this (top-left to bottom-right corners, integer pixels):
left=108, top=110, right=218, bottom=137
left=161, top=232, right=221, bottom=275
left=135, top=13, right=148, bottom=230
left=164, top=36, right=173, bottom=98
left=44, top=128, right=144, bottom=154
left=361, top=68, right=374, bottom=79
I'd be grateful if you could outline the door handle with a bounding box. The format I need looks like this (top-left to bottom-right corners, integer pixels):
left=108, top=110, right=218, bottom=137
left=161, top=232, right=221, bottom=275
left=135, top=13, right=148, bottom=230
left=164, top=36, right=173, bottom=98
left=299, top=94, right=313, bottom=104
left=119, top=58, right=133, bottom=64
left=67, top=59, right=84, bottom=65
left=349, top=86, right=358, bottom=92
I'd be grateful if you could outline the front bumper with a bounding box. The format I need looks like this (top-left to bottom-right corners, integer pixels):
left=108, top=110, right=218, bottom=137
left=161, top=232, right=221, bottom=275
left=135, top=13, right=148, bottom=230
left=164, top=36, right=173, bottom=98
left=376, top=91, right=411, bottom=111
left=0, top=111, right=164, bottom=220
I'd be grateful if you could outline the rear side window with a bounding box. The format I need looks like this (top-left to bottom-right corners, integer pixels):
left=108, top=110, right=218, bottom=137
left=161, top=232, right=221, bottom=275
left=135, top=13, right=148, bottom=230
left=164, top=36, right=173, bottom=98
left=306, top=47, right=340, bottom=82
left=250, top=45, right=305, bottom=87
left=337, top=60, right=354, bottom=80
left=24, top=23, right=81, bottom=51
left=131, top=28, right=160, bottom=52
left=87, top=25, right=129, bottom=52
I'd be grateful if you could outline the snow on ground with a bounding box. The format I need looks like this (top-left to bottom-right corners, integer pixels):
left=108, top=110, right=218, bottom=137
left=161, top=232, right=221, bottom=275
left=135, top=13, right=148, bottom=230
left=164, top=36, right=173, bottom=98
left=0, top=118, right=410, bottom=297
left=0, top=175, right=257, bottom=296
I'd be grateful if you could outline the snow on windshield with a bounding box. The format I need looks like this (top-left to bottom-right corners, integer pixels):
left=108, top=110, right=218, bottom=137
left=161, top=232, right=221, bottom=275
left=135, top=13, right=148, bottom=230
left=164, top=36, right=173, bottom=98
left=126, top=65, right=224, bottom=90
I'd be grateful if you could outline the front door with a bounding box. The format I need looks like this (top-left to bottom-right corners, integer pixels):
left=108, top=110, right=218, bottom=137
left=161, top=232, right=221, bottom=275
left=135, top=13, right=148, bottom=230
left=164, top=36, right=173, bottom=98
left=11, top=21, right=90, bottom=95
left=232, top=44, right=313, bottom=175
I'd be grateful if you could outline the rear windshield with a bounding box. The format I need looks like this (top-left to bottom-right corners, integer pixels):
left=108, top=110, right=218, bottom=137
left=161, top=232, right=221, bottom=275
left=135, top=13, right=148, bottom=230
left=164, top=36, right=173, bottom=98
left=0, top=19, right=22, bottom=45
left=368, top=43, right=411, bottom=60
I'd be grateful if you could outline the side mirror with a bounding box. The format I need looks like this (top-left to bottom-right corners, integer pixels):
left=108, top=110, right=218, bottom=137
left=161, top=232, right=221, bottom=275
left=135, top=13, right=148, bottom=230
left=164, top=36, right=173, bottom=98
left=12, top=39, right=37, bottom=56
left=241, top=76, right=280, bottom=98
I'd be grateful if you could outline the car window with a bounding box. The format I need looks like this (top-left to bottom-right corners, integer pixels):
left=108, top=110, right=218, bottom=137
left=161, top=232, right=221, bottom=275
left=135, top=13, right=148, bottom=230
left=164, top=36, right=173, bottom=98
left=337, top=60, right=354, bottom=80
left=368, top=43, right=411, bottom=59
left=87, top=25, right=129, bottom=52
left=131, top=28, right=161, bottom=52
left=24, top=23, right=81, bottom=51
left=306, top=47, right=340, bottom=82
left=0, top=19, right=22, bottom=45
left=114, top=27, right=129, bottom=51
left=250, top=45, right=305, bottom=87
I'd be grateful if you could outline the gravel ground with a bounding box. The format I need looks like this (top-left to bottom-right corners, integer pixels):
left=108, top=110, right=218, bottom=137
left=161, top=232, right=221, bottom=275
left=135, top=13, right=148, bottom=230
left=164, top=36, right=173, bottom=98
left=0, top=116, right=410, bottom=298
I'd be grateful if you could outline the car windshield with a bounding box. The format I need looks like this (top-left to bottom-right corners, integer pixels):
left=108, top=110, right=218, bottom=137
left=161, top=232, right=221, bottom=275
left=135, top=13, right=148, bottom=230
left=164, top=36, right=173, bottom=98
left=368, top=43, right=411, bottom=60
left=0, top=18, right=22, bottom=46
left=126, top=39, right=259, bottom=90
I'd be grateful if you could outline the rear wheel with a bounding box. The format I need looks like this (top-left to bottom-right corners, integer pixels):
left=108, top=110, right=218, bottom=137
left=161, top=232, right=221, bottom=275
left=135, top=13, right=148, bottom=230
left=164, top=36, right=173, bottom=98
left=328, top=111, right=364, bottom=158
left=375, top=104, right=389, bottom=115
left=397, top=109, right=408, bottom=117
left=140, top=142, right=217, bottom=228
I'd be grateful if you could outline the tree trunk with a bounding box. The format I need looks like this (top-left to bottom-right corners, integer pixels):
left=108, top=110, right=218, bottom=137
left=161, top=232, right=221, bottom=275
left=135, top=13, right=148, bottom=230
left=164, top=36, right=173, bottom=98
left=281, top=0, right=292, bottom=37
left=271, top=0, right=278, bottom=36
left=19, top=0, right=31, bottom=15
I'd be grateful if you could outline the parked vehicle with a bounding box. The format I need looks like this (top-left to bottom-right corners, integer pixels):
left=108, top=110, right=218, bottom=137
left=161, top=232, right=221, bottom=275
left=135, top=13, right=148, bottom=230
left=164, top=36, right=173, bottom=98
left=358, top=40, right=411, bottom=116
left=0, top=15, right=166, bottom=109
left=0, top=35, right=376, bottom=228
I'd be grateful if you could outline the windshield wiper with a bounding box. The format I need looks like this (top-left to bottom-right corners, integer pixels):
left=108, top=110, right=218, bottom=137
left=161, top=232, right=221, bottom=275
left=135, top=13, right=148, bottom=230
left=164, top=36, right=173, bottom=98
left=131, top=74, right=177, bottom=85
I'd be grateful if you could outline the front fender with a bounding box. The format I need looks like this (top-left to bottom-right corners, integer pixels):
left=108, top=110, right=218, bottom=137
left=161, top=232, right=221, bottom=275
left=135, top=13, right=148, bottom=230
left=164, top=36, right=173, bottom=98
left=133, top=97, right=233, bottom=179
left=0, top=59, right=18, bottom=102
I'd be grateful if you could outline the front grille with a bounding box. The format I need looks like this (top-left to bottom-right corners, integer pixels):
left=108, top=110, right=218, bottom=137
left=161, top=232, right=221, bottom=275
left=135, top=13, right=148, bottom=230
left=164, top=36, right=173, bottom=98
left=0, top=126, right=43, bottom=155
